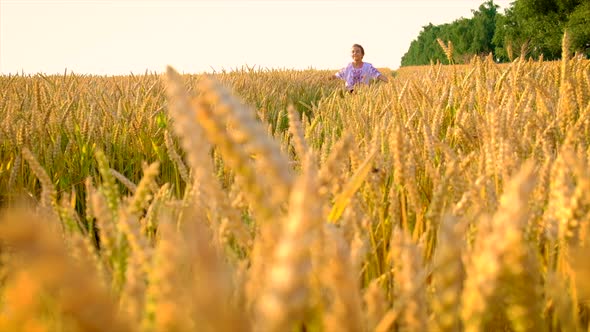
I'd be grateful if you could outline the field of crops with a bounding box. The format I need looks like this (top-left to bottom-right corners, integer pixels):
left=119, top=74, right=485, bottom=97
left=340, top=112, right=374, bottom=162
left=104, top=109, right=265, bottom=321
left=0, top=41, right=589, bottom=331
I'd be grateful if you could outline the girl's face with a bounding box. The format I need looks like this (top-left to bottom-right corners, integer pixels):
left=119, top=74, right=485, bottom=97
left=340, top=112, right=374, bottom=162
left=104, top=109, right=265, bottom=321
left=351, top=46, right=363, bottom=62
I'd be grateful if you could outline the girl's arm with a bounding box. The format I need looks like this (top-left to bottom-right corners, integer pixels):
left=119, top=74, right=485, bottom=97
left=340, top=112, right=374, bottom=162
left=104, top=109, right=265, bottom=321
left=377, top=74, right=389, bottom=83
left=333, top=65, right=349, bottom=81
left=367, top=64, right=389, bottom=83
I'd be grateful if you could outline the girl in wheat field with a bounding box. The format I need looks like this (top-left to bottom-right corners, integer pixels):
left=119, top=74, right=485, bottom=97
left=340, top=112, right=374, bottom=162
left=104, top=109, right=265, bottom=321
left=331, top=44, right=389, bottom=92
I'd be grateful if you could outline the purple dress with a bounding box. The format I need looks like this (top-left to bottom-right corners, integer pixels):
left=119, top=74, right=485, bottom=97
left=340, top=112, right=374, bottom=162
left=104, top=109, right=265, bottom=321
left=335, top=62, right=382, bottom=90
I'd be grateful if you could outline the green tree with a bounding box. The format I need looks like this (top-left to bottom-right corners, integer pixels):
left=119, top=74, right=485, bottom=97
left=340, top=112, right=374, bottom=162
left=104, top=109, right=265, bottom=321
left=567, top=2, right=590, bottom=55
left=401, top=23, right=449, bottom=66
left=470, top=0, right=500, bottom=55
left=493, top=0, right=588, bottom=60
left=401, top=0, right=589, bottom=66
left=401, top=0, right=500, bottom=66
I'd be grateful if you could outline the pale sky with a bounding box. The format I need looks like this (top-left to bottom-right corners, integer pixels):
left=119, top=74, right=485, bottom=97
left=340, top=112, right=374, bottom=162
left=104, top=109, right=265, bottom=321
left=0, top=0, right=512, bottom=75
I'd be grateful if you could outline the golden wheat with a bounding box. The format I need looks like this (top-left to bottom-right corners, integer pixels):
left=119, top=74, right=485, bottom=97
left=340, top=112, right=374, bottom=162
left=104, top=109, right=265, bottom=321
left=0, top=38, right=589, bottom=332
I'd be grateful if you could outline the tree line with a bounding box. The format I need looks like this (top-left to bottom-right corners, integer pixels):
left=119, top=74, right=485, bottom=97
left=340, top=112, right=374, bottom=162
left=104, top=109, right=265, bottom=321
left=400, top=0, right=590, bottom=66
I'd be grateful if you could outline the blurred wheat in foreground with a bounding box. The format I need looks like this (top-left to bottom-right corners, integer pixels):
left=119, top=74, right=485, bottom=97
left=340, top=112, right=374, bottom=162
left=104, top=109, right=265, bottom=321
left=1, top=35, right=590, bottom=331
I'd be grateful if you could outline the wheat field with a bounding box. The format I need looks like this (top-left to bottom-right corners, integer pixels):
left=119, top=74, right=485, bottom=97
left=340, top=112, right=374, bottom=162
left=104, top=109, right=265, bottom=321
left=0, top=35, right=589, bottom=331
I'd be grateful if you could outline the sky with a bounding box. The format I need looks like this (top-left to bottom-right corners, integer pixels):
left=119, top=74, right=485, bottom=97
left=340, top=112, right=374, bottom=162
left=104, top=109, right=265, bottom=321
left=0, top=0, right=513, bottom=75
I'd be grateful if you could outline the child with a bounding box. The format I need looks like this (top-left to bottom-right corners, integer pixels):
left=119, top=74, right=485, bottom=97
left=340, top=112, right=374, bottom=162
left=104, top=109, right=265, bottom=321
left=332, top=44, right=389, bottom=92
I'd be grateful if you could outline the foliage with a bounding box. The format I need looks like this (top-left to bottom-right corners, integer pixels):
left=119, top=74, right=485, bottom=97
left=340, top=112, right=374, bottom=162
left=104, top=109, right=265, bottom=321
left=401, top=0, right=499, bottom=65
left=402, top=0, right=590, bottom=66
left=493, top=0, right=574, bottom=60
